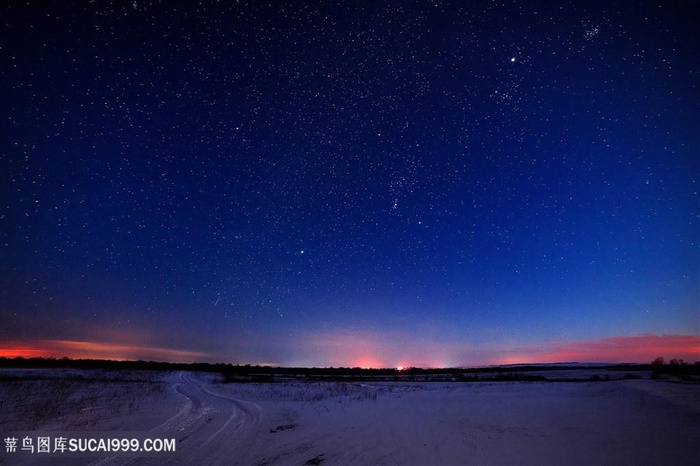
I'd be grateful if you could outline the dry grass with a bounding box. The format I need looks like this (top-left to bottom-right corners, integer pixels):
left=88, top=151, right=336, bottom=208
left=0, top=370, right=167, bottom=430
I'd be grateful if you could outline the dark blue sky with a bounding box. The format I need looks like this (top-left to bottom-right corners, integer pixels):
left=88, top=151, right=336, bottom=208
left=1, top=1, right=698, bottom=367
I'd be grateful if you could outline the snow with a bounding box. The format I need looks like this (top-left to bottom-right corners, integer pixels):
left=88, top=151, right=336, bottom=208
left=1, top=370, right=698, bottom=465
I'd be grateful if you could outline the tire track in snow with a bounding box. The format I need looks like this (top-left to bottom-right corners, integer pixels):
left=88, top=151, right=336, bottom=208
left=150, top=372, right=206, bottom=436
left=188, top=375, right=262, bottom=447
left=153, top=372, right=265, bottom=465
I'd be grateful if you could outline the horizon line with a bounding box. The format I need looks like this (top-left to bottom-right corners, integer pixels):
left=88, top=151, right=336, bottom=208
left=2, top=354, right=694, bottom=371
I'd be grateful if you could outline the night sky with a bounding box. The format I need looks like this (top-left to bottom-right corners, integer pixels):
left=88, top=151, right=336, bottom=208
left=2, top=1, right=698, bottom=367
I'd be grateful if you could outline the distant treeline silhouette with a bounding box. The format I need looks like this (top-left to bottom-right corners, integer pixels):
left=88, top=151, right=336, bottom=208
left=650, top=357, right=699, bottom=380
left=5, top=356, right=697, bottom=382
left=0, top=356, right=225, bottom=372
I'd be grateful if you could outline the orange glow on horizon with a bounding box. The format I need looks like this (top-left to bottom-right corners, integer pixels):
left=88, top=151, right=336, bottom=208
left=0, top=340, right=210, bottom=363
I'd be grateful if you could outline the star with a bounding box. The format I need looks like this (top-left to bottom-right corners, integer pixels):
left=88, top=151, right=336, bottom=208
left=1, top=0, right=695, bottom=369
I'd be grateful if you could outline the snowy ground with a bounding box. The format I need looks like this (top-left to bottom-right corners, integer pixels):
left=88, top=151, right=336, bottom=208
left=1, top=370, right=698, bottom=465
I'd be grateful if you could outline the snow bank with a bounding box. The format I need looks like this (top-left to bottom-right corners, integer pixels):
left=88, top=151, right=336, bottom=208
left=1, top=370, right=697, bottom=465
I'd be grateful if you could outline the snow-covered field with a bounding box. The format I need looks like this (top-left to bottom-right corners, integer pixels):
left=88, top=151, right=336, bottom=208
left=1, top=370, right=698, bottom=465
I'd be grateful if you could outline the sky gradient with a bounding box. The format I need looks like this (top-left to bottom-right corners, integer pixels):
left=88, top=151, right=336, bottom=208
left=1, top=1, right=698, bottom=367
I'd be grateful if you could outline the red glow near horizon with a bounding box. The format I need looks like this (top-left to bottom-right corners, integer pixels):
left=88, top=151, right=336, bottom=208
left=0, top=343, right=52, bottom=359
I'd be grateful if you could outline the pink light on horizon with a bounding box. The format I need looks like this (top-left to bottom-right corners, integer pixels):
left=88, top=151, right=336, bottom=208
left=495, top=334, right=700, bottom=365
left=291, top=331, right=700, bottom=368
left=289, top=328, right=472, bottom=368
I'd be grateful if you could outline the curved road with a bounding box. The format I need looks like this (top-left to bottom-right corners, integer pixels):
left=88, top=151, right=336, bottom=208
left=91, top=372, right=267, bottom=466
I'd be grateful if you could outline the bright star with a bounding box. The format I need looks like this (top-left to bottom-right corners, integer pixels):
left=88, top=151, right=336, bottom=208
left=510, top=57, right=516, bottom=62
